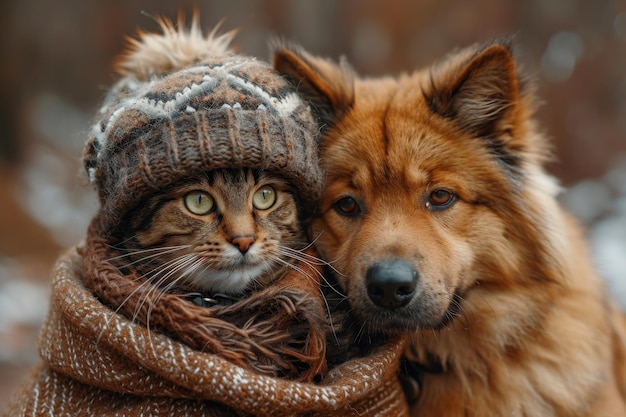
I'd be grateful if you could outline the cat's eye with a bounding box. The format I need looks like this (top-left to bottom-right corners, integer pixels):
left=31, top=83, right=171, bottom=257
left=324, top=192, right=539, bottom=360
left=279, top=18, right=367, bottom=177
left=184, top=191, right=215, bottom=215
left=427, top=189, right=456, bottom=210
left=253, top=185, right=276, bottom=210
left=333, top=196, right=362, bottom=217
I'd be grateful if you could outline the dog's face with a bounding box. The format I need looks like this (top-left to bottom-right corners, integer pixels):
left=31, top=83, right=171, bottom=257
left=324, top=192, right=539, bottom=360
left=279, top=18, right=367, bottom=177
left=274, top=41, right=558, bottom=335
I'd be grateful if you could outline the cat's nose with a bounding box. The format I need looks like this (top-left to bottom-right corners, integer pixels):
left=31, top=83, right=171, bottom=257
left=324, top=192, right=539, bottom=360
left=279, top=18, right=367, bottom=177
left=231, top=235, right=256, bottom=254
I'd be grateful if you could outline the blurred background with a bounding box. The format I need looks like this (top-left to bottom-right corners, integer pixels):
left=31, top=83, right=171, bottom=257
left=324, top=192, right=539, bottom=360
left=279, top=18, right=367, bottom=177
left=1, top=0, right=625, bottom=408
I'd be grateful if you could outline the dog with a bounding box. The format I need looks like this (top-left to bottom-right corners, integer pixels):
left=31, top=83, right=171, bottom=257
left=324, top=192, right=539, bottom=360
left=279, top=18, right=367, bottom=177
left=273, top=38, right=626, bottom=416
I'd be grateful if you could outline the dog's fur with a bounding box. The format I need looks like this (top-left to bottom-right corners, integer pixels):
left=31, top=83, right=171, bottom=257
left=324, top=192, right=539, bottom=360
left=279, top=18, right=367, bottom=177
left=273, top=38, right=626, bottom=416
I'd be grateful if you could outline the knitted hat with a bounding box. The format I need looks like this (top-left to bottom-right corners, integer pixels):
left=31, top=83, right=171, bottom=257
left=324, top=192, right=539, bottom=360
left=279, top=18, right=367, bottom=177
left=83, top=17, right=322, bottom=234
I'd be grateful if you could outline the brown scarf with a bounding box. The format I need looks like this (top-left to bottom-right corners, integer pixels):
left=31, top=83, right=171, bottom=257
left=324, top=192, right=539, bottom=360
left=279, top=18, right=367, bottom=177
left=80, top=218, right=328, bottom=382
left=3, top=232, right=410, bottom=416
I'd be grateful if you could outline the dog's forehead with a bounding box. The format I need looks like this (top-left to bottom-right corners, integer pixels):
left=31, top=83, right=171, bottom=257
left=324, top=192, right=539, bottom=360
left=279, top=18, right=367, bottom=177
left=318, top=72, right=505, bottom=201
left=332, top=110, right=471, bottom=180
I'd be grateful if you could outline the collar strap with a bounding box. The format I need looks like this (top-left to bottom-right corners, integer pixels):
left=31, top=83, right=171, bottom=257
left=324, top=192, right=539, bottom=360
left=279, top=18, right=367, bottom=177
left=400, top=356, right=445, bottom=405
left=185, top=292, right=241, bottom=307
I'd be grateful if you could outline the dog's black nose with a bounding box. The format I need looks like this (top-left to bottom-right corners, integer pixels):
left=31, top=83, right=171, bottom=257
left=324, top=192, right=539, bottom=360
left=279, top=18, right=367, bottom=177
left=366, top=259, right=418, bottom=309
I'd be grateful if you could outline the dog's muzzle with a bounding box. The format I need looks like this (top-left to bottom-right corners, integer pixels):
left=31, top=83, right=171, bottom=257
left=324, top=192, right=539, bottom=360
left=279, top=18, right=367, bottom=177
left=366, top=259, right=418, bottom=309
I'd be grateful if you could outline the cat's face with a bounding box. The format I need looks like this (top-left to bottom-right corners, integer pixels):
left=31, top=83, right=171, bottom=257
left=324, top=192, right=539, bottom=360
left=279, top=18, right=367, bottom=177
left=116, top=168, right=306, bottom=295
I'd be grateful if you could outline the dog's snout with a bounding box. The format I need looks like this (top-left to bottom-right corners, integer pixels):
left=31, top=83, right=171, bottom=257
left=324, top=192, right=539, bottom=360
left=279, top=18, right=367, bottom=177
left=366, top=259, right=418, bottom=309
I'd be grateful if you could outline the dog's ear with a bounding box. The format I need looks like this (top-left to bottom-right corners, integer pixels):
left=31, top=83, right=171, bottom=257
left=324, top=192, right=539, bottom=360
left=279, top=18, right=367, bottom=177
left=425, top=39, right=525, bottom=139
left=272, top=41, right=355, bottom=128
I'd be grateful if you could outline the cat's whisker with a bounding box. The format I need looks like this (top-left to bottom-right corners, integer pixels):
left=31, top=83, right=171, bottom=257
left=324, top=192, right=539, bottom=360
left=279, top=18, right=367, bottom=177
left=295, top=234, right=320, bottom=252
left=107, top=243, right=192, bottom=255
left=306, top=231, right=349, bottom=271
left=132, top=253, right=194, bottom=290
left=273, top=246, right=351, bottom=346
left=144, top=257, right=204, bottom=314
left=115, top=278, right=154, bottom=320
left=280, top=245, right=346, bottom=278
left=325, top=301, right=353, bottom=347
left=279, top=246, right=327, bottom=266
left=154, top=255, right=210, bottom=298
left=144, top=272, right=192, bottom=338
left=106, top=233, right=142, bottom=249
left=148, top=253, right=198, bottom=285
left=126, top=254, right=198, bottom=322
left=276, top=248, right=347, bottom=300
left=160, top=256, right=208, bottom=294
left=276, top=247, right=329, bottom=276
left=131, top=255, right=203, bottom=349
left=353, top=320, right=369, bottom=345
left=97, top=276, right=156, bottom=346
left=266, top=254, right=344, bottom=339
left=268, top=255, right=317, bottom=284
left=106, top=245, right=193, bottom=264
left=108, top=248, right=198, bottom=299
left=143, top=275, right=186, bottom=339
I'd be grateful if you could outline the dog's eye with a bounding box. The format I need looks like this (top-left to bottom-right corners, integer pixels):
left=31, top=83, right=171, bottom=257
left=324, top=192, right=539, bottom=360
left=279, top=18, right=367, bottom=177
left=428, top=189, right=456, bottom=209
left=333, top=197, right=362, bottom=217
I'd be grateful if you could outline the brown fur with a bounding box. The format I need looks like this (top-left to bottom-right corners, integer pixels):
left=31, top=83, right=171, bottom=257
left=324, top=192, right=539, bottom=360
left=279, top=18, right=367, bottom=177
left=273, top=39, right=626, bottom=415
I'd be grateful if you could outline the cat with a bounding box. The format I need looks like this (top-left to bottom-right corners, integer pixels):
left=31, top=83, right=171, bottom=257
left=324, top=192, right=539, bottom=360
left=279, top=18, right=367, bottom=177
left=86, top=166, right=331, bottom=381
left=110, top=167, right=312, bottom=304
left=108, top=166, right=363, bottom=370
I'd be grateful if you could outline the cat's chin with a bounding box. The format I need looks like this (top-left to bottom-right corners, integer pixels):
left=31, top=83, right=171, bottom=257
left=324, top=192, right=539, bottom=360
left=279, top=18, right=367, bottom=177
left=186, top=263, right=272, bottom=295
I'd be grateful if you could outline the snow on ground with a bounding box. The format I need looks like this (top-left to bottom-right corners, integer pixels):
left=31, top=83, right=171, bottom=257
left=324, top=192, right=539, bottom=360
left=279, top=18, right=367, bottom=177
left=561, top=155, right=626, bottom=307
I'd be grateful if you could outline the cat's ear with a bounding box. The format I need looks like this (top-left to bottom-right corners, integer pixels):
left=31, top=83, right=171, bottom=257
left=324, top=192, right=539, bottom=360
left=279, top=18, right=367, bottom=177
left=272, top=41, right=355, bottom=129
left=425, top=38, right=525, bottom=139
